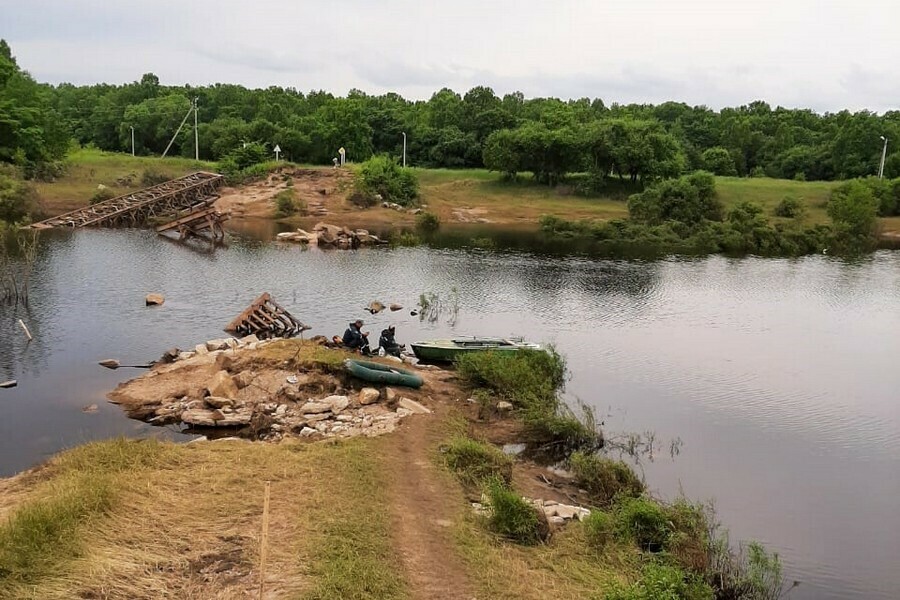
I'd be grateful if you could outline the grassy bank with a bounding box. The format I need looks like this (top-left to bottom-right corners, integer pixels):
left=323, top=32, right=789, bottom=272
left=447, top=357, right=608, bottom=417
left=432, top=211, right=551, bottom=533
left=32, top=149, right=217, bottom=215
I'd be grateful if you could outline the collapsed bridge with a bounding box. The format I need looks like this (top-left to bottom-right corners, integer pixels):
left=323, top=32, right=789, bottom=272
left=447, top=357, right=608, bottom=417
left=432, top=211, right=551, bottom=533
left=30, top=171, right=225, bottom=230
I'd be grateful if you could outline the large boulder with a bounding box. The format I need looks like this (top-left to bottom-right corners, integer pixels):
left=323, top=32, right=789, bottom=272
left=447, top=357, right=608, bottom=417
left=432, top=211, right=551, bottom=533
left=359, top=388, right=380, bottom=405
left=182, top=408, right=252, bottom=427
left=313, top=222, right=343, bottom=236
left=145, top=293, right=165, bottom=306
left=207, top=370, right=239, bottom=400
left=205, top=396, right=234, bottom=409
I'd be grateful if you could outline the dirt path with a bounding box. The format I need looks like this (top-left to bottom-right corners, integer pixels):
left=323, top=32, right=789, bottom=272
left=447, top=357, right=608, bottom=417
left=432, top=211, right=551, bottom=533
left=380, top=403, right=476, bottom=600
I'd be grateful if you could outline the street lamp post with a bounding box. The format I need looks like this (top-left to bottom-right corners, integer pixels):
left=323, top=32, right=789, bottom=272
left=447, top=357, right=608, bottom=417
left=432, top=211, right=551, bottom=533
left=878, top=136, right=888, bottom=179
left=130, top=126, right=135, bottom=157
left=402, top=132, right=407, bottom=168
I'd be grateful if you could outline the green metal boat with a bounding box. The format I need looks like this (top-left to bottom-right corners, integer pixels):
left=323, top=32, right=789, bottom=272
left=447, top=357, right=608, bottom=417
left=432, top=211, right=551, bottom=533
left=410, top=337, right=543, bottom=362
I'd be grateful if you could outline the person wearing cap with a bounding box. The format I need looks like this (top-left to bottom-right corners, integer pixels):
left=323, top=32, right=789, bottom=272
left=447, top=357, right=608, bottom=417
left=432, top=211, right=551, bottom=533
left=378, top=325, right=402, bottom=357
left=342, top=319, right=371, bottom=354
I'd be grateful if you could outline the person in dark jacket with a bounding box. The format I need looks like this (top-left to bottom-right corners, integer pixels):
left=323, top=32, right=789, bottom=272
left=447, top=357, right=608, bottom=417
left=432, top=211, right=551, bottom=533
left=378, top=325, right=402, bottom=357
left=342, top=319, right=370, bottom=354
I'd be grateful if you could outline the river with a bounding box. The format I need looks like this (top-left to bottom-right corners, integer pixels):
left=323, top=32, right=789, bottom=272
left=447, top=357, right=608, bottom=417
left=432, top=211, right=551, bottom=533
left=1, top=226, right=898, bottom=599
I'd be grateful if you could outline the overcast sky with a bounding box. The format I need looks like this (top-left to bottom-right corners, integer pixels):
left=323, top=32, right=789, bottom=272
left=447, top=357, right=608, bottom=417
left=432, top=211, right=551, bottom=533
left=3, top=0, right=898, bottom=113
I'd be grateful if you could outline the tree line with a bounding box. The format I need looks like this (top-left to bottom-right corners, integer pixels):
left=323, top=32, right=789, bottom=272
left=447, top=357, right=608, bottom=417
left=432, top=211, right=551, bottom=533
left=2, top=39, right=900, bottom=182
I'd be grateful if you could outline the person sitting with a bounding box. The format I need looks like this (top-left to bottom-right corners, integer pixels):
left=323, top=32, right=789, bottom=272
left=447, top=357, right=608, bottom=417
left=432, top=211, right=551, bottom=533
left=342, top=319, right=371, bottom=354
left=378, top=325, right=402, bottom=357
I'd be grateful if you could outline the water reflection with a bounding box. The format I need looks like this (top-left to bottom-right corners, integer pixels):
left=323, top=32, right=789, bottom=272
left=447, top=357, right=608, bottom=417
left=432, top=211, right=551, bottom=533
left=0, top=226, right=898, bottom=600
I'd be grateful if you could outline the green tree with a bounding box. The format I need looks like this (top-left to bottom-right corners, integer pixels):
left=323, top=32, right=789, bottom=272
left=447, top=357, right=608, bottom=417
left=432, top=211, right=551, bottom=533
left=827, top=180, right=878, bottom=250
left=700, top=146, right=737, bottom=175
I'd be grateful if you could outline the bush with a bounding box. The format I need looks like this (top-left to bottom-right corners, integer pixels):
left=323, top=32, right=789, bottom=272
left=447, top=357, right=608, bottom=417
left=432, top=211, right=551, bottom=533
left=569, top=451, right=644, bottom=506
left=485, top=479, right=545, bottom=545
left=443, top=437, right=512, bottom=486
left=274, top=189, right=304, bottom=218
left=141, top=167, right=173, bottom=187
left=583, top=510, right=615, bottom=550
left=456, top=348, right=566, bottom=414
left=89, top=187, right=117, bottom=205
left=523, top=411, right=603, bottom=461
left=348, top=190, right=377, bottom=208
left=773, top=195, right=804, bottom=218
left=627, top=171, right=722, bottom=226
left=355, top=155, right=419, bottom=206
left=0, top=168, right=36, bottom=223
left=607, top=562, right=714, bottom=600
left=827, top=180, right=879, bottom=251
left=388, top=230, right=421, bottom=247
left=416, top=211, right=440, bottom=232
left=614, top=497, right=672, bottom=552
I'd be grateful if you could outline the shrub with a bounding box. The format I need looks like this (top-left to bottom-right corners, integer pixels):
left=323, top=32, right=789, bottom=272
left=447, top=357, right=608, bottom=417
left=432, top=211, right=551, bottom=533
left=523, top=411, right=603, bottom=461
left=827, top=180, right=878, bottom=251
left=355, top=155, right=419, bottom=206
left=0, top=168, right=36, bottom=223
left=388, top=230, right=421, bottom=247
left=416, top=211, right=440, bottom=232
left=569, top=451, right=644, bottom=506
left=89, top=187, right=117, bottom=205
left=627, top=171, right=722, bottom=226
left=456, top=348, right=566, bottom=414
left=141, top=167, right=173, bottom=187
left=583, top=510, right=615, bottom=550
left=485, top=479, right=545, bottom=545
left=274, top=189, right=303, bottom=218
left=773, top=195, right=804, bottom=218
left=348, top=190, right=377, bottom=208
left=443, top=437, right=512, bottom=486
left=614, top=497, right=672, bottom=552
left=607, top=562, right=714, bottom=600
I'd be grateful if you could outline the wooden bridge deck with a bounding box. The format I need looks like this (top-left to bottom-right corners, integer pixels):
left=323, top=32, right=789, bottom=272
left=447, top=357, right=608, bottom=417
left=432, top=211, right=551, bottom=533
left=31, top=171, right=225, bottom=229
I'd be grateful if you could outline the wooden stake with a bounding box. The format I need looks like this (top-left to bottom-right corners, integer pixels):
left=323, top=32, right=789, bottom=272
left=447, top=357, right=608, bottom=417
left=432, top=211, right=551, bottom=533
left=258, top=481, right=272, bottom=600
left=18, top=319, right=32, bottom=341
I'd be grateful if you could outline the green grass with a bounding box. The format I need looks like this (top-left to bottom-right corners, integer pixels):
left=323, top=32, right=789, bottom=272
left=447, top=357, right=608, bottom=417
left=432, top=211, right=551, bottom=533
left=300, top=440, right=406, bottom=600
left=714, top=176, right=837, bottom=224
left=568, top=451, right=645, bottom=507
left=443, top=436, right=513, bottom=487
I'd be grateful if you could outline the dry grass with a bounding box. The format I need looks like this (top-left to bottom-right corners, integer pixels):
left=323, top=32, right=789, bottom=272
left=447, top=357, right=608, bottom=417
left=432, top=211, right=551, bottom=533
left=0, top=437, right=404, bottom=600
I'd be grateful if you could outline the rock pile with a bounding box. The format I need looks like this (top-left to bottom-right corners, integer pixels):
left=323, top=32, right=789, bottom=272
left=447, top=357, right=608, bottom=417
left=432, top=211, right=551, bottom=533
left=276, top=222, right=385, bottom=248
left=119, top=335, right=435, bottom=443
left=472, top=497, right=591, bottom=527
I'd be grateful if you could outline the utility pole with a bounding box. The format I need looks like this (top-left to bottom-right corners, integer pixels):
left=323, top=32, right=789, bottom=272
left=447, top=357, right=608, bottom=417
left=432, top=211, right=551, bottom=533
left=402, top=131, right=407, bottom=167
left=130, top=126, right=135, bottom=157
left=878, top=136, right=888, bottom=179
left=193, top=97, right=199, bottom=161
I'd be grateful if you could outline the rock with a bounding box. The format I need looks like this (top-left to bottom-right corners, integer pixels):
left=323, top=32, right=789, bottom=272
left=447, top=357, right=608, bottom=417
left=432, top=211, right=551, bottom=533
left=367, top=301, right=385, bottom=314
left=383, top=388, right=398, bottom=403
left=182, top=408, right=252, bottom=427
left=300, top=401, right=331, bottom=414
left=359, top=388, right=380, bottom=405
left=82, top=404, right=98, bottom=413
left=206, top=339, right=229, bottom=351
left=275, top=404, right=288, bottom=416
left=194, top=344, right=209, bottom=355
left=207, top=370, right=239, bottom=400
left=497, top=401, right=514, bottom=412
left=548, top=516, right=566, bottom=526
left=322, top=395, right=350, bottom=412
left=396, top=407, right=413, bottom=417
left=313, top=222, right=343, bottom=236
left=299, top=427, right=317, bottom=437
left=398, top=397, right=432, bottom=415
left=214, top=353, right=236, bottom=372
left=233, top=370, right=255, bottom=389
left=145, top=293, right=165, bottom=306
left=355, top=229, right=370, bottom=236
left=239, top=334, right=260, bottom=345
left=0, top=380, right=18, bottom=389
left=205, top=396, right=234, bottom=409
left=335, top=414, right=354, bottom=422
left=389, top=303, right=403, bottom=311
left=187, top=436, right=208, bottom=444
left=177, top=352, right=195, bottom=361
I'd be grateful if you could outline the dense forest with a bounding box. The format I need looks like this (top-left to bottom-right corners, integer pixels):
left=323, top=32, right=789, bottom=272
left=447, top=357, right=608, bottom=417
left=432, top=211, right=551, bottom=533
left=1, top=40, right=898, bottom=184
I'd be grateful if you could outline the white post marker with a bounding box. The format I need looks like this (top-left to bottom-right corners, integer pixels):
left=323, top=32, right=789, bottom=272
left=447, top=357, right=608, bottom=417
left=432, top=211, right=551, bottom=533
left=878, top=136, right=888, bottom=179
left=338, top=147, right=346, bottom=167
left=274, top=144, right=281, bottom=162
left=130, top=126, right=135, bottom=157
left=402, top=132, right=407, bottom=167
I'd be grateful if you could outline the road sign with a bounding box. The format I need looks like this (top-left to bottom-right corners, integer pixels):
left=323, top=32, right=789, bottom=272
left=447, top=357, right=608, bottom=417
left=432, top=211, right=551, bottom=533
left=274, top=145, right=281, bottom=161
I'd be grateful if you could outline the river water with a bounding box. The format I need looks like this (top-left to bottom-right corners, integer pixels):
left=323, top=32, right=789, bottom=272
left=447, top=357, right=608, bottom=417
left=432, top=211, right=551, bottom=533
left=1, top=226, right=898, bottom=599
